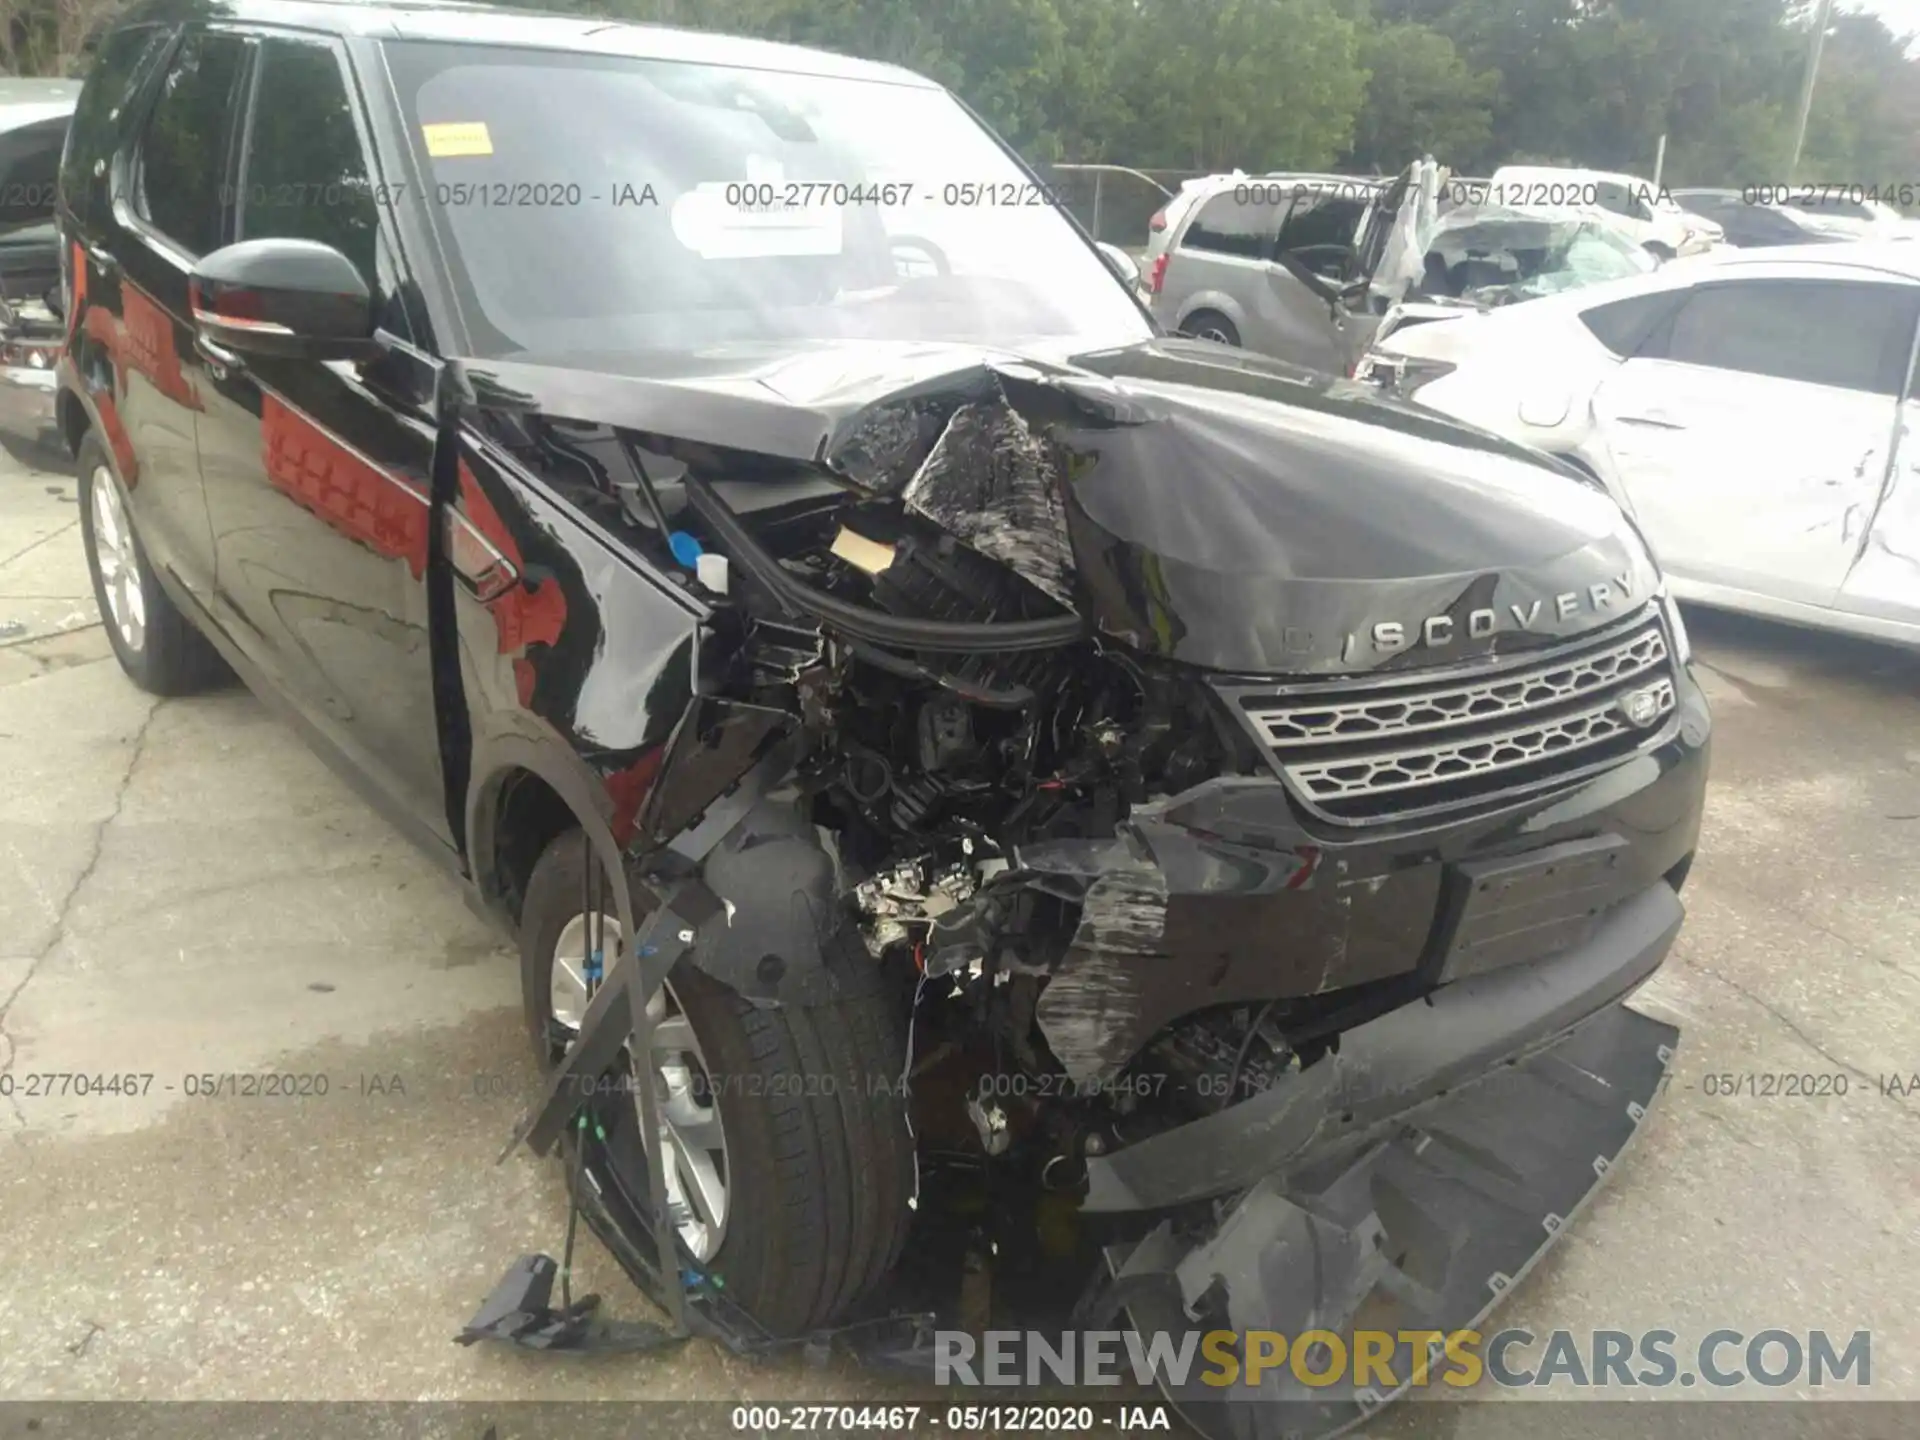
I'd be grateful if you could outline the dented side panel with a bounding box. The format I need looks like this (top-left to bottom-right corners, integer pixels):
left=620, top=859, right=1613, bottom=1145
left=1839, top=414, right=1920, bottom=634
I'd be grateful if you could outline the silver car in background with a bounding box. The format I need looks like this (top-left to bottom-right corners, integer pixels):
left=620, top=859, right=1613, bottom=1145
left=1144, top=169, right=1412, bottom=373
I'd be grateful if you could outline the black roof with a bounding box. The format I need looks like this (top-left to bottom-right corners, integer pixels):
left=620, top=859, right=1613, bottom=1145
left=119, top=0, right=930, bottom=84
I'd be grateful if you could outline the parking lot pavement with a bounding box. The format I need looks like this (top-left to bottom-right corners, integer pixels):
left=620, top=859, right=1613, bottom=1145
left=1, top=449, right=1917, bottom=1417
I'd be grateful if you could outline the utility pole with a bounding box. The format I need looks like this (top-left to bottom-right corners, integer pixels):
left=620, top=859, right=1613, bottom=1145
left=1787, top=0, right=1836, bottom=185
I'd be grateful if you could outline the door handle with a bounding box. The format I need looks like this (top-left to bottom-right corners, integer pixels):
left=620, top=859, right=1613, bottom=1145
left=83, top=241, right=117, bottom=273
left=193, top=330, right=241, bottom=378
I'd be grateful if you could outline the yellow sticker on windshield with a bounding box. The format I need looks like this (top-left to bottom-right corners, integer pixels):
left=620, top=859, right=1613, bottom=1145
left=422, top=122, right=493, bottom=158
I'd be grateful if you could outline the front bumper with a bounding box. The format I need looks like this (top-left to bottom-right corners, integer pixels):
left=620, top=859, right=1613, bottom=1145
left=1084, top=879, right=1683, bottom=1211
left=1021, top=663, right=1709, bottom=1084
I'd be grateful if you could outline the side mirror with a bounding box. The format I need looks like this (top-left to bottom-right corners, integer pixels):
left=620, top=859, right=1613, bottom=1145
left=1096, top=241, right=1141, bottom=288
left=189, top=237, right=376, bottom=362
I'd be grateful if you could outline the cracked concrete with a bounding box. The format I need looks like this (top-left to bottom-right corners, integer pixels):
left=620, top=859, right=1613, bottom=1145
left=0, top=461, right=95, bottom=666
left=0, top=463, right=1916, bottom=1418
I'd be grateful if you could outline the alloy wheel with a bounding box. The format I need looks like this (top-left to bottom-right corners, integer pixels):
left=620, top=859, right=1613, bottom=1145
left=549, top=912, right=730, bottom=1260
left=89, top=464, right=146, bottom=654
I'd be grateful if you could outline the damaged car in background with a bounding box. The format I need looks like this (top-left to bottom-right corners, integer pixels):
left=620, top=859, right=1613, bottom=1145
left=1357, top=244, right=1920, bottom=650
left=1370, top=201, right=1660, bottom=349
left=1149, top=165, right=1675, bottom=373
left=58, top=4, right=1710, bottom=1436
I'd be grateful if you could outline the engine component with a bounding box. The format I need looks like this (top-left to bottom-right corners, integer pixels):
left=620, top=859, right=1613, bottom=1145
left=1152, top=1005, right=1297, bottom=1112
left=853, top=854, right=988, bottom=954
left=965, top=1095, right=1012, bottom=1156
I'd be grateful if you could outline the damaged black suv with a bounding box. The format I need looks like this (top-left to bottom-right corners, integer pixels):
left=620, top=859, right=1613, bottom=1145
left=58, top=0, right=1708, bottom=1420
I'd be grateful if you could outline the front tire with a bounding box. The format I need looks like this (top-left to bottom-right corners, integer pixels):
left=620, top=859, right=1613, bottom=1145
left=77, top=431, right=225, bottom=695
left=1182, top=309, right=1240, bottom=345
left=517, top=829, right=915, bottom=1336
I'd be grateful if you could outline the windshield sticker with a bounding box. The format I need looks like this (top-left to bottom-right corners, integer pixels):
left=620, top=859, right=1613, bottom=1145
left=670, top=181, right=844, bottom=259
left=422, top=122, right=494, bottom=158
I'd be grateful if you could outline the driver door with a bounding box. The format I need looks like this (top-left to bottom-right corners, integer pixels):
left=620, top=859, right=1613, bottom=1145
left=194, top=30, right=453, bottom=848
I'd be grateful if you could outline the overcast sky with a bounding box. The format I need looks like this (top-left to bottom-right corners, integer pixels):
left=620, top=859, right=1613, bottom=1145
left=1845, top=0, right=1920, bottom=45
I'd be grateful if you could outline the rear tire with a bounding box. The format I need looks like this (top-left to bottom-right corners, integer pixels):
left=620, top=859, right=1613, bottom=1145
left=1182, top=309, right=1240, bottom=345
left=517, top=828, right=915, bottom=1336
left=77, top=430, right=226, bottom=695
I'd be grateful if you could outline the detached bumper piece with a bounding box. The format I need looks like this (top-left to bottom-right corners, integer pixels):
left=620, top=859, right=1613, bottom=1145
left=456, top=1254, right=685, bottom=1355
left=1083, top=1001, right=1678, bottom=1440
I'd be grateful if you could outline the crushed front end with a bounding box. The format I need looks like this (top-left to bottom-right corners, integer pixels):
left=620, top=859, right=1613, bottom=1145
left=458, top=336, right=1706, bottom=1438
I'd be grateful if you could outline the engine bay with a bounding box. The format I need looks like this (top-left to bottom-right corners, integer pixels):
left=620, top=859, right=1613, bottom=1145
left=483, top=371, right=1405, bottom=1187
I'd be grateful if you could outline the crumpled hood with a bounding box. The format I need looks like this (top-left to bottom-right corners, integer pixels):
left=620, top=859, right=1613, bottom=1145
left=1050, top=341, right=1660, bottom=672
left=451, top=335, right=1659, bottom=675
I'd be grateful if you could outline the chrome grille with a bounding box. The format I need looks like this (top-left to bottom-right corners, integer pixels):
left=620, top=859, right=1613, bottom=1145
left=1227, top=612, right=1678, bottom=824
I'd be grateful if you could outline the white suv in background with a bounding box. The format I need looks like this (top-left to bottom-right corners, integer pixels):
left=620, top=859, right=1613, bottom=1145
left=1487, top=165, right=1722, bottom=258
left=1356, top=244, right=1920, bottom=647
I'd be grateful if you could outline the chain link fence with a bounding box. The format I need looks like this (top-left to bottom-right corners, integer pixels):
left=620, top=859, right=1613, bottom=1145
left=1038, top=163, right=1207, bottom=256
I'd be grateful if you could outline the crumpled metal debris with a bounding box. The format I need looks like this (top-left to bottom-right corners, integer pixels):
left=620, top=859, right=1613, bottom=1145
left=901, top=390, right=1076, bottom=606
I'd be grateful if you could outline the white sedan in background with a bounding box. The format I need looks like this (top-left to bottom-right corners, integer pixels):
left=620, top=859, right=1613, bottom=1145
left=1355, top=243, right=1920, bottom=647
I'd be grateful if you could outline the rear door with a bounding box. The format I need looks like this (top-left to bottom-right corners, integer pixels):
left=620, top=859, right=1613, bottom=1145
left=193, top=30, right=453, bottom=846
left=1591, top=275, right=1917, bottom=606
left=106, top=26, right=251, bottom=611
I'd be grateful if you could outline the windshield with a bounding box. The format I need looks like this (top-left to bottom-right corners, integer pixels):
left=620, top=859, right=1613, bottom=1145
left=382, top=42, right=1150, bottom=362
left=1416, top=206, right=1655, bottom=304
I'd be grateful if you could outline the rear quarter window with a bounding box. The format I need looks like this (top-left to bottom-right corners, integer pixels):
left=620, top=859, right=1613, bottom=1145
left=1579, top=290, right=1686, bottom=357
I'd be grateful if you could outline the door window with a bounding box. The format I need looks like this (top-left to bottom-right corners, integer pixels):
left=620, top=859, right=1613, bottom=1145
left=1593, top=181, right=1636, bottom=217
left=1658, top=279, right=1919, bottom=395
left=1273, top=189, right=1367, bottom=254
left=1578, top=290, right=1686, bottom=357
left=236, top=38, right=380, bottom=285
left=1181, top=192, right=1282, bottom=260
left=132, top=30, right=249, bottom=256
left=61, top=25, right=167, bottom=226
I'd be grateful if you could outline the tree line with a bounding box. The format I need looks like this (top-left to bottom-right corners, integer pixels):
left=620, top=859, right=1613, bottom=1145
left=8, top=0, right=1919, bottom=187
left=533, top=0, right=1920, bottom=187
